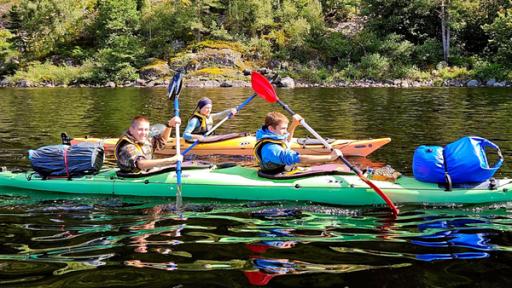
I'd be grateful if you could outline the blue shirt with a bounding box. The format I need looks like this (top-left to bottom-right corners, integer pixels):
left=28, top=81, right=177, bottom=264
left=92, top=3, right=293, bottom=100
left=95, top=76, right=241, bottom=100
left=255, top=127, right=301, bottom=166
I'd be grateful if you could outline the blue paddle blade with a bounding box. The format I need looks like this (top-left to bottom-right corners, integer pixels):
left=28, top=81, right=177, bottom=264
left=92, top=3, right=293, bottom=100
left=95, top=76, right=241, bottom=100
left=168, top=71, right=184, bottom=100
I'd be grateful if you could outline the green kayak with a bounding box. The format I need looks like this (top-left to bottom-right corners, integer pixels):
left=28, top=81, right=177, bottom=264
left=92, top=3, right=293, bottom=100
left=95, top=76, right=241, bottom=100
left=1, top=165, right=511, bottom=206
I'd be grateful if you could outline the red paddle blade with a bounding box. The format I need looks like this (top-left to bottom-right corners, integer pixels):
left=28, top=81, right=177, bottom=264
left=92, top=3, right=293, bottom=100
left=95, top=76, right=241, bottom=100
left=251, top=71, right=278, bottom=103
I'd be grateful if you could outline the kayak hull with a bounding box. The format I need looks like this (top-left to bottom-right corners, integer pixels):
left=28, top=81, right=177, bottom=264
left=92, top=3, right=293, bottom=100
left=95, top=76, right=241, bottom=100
left=1, top=167, right=511, bottom=206
left=71, top=136, right=391, bottom=157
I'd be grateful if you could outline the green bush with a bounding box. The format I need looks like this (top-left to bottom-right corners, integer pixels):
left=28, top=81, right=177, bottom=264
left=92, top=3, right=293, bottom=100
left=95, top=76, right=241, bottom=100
left=288, top=65, right=329, bottom=84
left=472, top=60, right=507, bottom=81
left=209, top=21, right=234, bottom=41
left=350, top=30, right=381, bottom=61
left=402, top=66, right=431, bottom=81
left=433, top=66, right=470, bottom=80
left=360, top=53, right=390, bottom=80
left=312, top=32, right=351, bottom=65
left=379, top=33, right=414, bottom=64
left=247, top=37, right=273, bottom=60
left=341, top=64, right=363, bottom=80
left=0, top=28, right=18, bottom=75
left=413, top=38, right=443, bottom=68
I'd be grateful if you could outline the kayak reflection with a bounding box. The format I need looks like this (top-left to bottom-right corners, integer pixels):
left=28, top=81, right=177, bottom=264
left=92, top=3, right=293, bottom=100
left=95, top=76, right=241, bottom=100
left=412, top=218, right=494, bottom=261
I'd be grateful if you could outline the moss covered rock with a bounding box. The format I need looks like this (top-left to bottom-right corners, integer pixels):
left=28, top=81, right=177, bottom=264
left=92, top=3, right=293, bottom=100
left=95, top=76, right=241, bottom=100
left=169, top=40, right=254, bottom=81
left=139, top=59, right=170, bottom=80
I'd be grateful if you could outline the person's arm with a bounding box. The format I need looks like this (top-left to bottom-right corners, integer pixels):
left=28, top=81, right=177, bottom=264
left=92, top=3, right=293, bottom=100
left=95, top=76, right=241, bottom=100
left=287, top=114, right=303, bottom=142
left=136, top=154, right=183, bottom=170
left=153, top=116, right=181, bottom=152
left=262, top=144, right=301, bottom=166
left=160, top=116, right=181, bottom=143
left=118, top=143, right=182, bottom=171
left=299, top=149, right=342, bottom=164
left=210, top=108, right=237, bottom=121
left=183, top=118, right=204, bottom=141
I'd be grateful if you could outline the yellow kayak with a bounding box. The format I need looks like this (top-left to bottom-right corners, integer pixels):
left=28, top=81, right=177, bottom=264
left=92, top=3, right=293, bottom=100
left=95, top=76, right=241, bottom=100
left=71, top=133, right=391, bottom=157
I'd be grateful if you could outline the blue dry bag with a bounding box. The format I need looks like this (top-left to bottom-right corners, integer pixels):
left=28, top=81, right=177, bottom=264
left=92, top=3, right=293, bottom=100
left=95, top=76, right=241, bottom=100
left=29, top=142, right=104, bottom=177
left=412, top=146, right=446, bottom=183
left=412, top=136, right=503, bottom=183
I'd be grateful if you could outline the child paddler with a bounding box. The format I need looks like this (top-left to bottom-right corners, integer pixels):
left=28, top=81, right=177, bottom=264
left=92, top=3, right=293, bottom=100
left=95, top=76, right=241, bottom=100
left=254, top=112, right=342, bottom=174
left=183, top=97, right=237, bottom=142
left=115, top=115, right=183, bottom=174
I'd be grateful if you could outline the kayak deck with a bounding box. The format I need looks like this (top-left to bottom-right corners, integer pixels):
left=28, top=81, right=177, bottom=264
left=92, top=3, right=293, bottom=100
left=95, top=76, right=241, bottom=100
left=1, top=166, right=511, bottom=206
left=71, top=136, right=391, bottom=157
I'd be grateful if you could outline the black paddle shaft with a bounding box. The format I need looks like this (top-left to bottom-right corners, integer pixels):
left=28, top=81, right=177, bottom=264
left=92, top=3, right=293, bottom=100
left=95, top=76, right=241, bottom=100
left=277, top=99, right=296, bottom=115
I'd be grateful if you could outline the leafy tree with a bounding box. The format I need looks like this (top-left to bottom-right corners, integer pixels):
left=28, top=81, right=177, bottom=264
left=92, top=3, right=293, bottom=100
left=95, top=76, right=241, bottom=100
left=140, top=1, right=197, bottom=58
left=320, top=0, right=361, bottom=24
left=483, top=6, right=512, bottom=67
left=91, top=0, right=144, bottom=83
left=362, top=0, right=439, bottom=43
left=271, top=0, right=325, bottom=61
left=95, top=0, right=140, bottom=45
left=455, top=0, right=512, bottom=55
left=226, top=0, right=273, bottom=37
left=8, top=0, right=94, bottom=60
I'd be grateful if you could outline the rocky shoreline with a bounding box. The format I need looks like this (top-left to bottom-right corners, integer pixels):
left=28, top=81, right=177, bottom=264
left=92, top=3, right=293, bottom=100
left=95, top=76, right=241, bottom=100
left=2, top=78, right=510, bottom=89
left=0, top=77, right=512, bottom=88
left=1, top=73, right=509, bottom=89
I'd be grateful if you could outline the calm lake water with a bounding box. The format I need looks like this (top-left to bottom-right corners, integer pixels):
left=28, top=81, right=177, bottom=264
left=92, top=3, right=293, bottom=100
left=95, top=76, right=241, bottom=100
left=0, top=87, right=511, bottom=287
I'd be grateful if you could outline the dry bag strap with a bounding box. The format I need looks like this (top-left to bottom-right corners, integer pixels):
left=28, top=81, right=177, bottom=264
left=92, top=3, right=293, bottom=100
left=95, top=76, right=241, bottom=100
left=63, top=146, right=70, bottom=178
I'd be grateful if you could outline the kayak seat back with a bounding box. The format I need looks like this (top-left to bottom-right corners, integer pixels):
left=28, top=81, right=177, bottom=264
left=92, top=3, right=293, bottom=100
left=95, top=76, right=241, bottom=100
left=296, top=137, right=335, bottom=146
left=258, top=163, right=352, bottom=179
left=185, top=132, right=249, bottom=143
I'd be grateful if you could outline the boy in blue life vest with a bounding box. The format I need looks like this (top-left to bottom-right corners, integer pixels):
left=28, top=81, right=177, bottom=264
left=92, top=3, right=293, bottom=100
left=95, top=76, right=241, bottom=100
left=254, top=112, right=342, bottom=174
left=183, top=97, right=238, bottom=142
left=115, top=115, right=183, bottom=174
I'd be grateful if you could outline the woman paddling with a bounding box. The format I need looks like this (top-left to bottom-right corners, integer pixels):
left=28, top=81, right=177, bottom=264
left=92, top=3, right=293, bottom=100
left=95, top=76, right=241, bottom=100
left=183, top=97, right=237, bottom=142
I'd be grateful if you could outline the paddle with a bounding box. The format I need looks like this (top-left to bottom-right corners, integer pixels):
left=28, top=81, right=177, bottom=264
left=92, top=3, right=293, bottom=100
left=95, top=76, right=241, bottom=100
left=181, top=74, right=279, bottom=156
left=250, top=71, right=400, bottom=217
left=168, top=71, right=184, bottom=208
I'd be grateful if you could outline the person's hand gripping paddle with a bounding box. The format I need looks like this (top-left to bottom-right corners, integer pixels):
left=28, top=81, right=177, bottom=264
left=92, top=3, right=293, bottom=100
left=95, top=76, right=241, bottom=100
left=168, top=71, right=184, bottom=209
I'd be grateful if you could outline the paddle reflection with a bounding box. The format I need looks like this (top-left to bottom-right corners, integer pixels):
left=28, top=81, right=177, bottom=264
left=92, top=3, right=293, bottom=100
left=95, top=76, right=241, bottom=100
left=244, top=257, right=410, bottom=286
left=245, top=228, right=297, bottom=253
left=128, top=205, right=185, bottom=254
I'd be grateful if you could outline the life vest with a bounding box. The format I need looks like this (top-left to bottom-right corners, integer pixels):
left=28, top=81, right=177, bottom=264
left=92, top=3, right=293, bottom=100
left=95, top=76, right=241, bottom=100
left=253, top=138, right=288, bottom=174
left=189, top=112, right=209, bottom=135
left=114, top=135, right=146, bottom=173
left=114, top=135, right=143, bottom=160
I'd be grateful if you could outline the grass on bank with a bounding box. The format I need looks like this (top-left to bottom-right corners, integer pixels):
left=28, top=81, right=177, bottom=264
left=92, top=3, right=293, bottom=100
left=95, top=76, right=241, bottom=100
left=7, top=61, right=94, bottom=86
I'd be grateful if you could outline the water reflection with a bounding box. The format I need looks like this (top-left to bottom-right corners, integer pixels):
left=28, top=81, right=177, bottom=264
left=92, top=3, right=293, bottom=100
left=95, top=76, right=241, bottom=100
left=0, top=192, right=511, bottom=286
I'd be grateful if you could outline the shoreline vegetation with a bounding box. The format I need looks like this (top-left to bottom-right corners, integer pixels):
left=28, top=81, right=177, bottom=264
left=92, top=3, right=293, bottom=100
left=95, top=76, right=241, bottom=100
left=1, top=74, right=508, bottom=89
left=2, top=1, right=512, bottom=89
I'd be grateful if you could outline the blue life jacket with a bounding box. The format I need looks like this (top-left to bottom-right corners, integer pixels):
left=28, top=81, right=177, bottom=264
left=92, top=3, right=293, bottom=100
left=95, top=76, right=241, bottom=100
left=413, top=136, right=503, bottom=184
